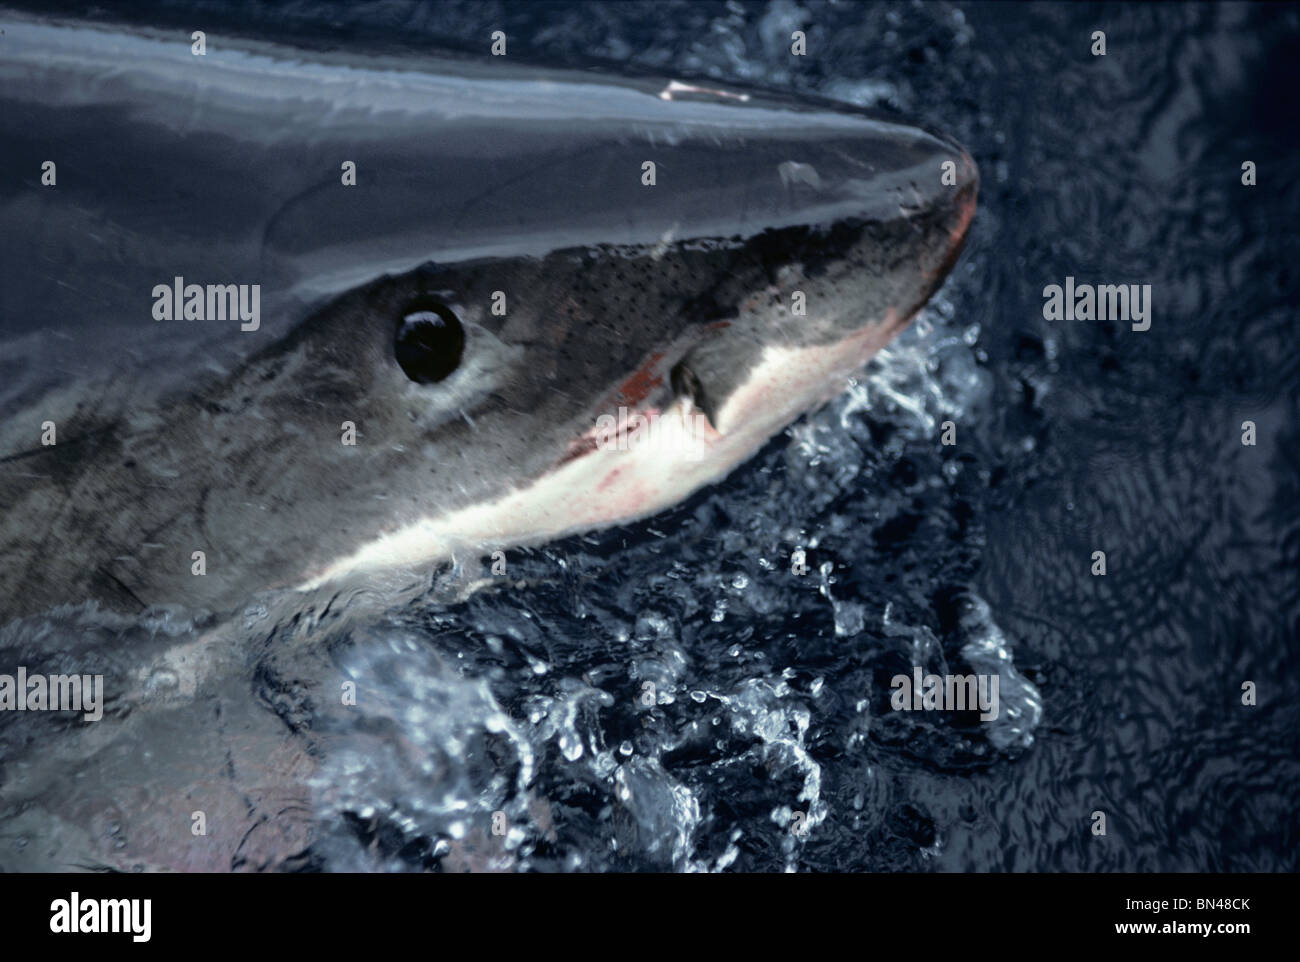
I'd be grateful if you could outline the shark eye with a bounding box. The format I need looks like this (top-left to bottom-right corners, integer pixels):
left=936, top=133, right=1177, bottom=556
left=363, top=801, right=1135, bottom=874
left=394, top=298, right=465, bottom=384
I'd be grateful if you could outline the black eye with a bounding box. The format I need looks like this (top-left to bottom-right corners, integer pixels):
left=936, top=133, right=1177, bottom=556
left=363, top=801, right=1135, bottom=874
left=394, top=298, right=464, bottom=384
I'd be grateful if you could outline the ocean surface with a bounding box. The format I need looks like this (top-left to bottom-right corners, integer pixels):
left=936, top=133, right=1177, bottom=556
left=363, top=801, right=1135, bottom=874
left=2, top=1, right=1297, bottom=872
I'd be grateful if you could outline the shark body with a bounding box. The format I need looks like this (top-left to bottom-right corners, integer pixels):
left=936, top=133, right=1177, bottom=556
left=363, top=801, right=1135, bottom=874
left=0, top=13, right=977, bottom=871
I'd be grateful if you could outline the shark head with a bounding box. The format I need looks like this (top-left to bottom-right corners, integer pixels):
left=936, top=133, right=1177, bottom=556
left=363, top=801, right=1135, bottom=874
left=287, top=127, right=977, bottom=592
left=0, top=16, right=976, bottom=619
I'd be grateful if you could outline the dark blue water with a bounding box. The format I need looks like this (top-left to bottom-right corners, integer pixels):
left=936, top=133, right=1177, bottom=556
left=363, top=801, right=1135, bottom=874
left=7, top=1, right=1298, bottom=872
left=299, top=0, right=1300, bottom=873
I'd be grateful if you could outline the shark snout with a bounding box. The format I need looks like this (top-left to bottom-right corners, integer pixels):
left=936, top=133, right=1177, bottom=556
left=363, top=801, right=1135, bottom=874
left=656, top=115, right=978, bottom=446
left=834, top=126, right=979, bottom=322
left=925, top=143, right=980, bottom=287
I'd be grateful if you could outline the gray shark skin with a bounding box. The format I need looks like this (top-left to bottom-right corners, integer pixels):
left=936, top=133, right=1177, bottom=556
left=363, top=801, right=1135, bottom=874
left=0, top=14, right=976, bottom=624
left=0, top=14, right=976, bottom=871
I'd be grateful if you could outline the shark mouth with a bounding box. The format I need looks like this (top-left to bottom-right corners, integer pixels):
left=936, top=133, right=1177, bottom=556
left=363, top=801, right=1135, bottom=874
left=296, top=303, right=910, bottom=593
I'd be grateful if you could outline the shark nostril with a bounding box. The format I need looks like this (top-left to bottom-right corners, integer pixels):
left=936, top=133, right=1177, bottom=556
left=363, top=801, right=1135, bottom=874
left=394, top=297, right=464, bottom=384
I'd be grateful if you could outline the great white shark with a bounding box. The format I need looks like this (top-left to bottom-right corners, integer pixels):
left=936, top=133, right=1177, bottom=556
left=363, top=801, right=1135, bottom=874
left=0, top=12, right=976, bottom=871
left=0, top=13, right=976, bottom=625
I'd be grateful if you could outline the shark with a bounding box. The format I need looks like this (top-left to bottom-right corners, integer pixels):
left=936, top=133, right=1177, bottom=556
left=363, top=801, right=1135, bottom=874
left=0, top=13, right=977, bottom=625
left=0, top=12, right=976, bottom=871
